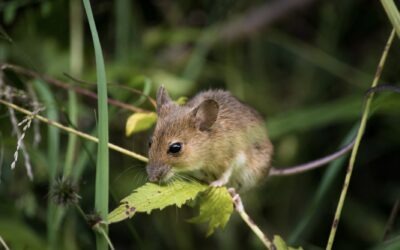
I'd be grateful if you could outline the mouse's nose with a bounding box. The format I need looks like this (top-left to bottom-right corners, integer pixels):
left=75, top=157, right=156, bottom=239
left=146, top=164, right=170, bottom=182
left=148, top=175, right=160, bottom=182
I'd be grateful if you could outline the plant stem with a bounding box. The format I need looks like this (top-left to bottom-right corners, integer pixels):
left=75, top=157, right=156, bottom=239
left=0, top=63, right=147, bottom=113
left=0, top=236, right=10, bottom=250
left=381, top=0, right=400, bottom=38
left=288, top=125, right=358, bottom=243
left=325, top=29, right=395, bottom=250
left=230, top=190, right=274, bottom=249
left=0, top=100, right=148, bottom=161
left=64, top=0, right=83, bottom=179
left=34, top=80, right=60, bottom=249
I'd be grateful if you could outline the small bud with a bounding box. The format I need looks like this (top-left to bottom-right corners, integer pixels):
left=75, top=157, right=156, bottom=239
left=51, top=178, right=80, bottom=206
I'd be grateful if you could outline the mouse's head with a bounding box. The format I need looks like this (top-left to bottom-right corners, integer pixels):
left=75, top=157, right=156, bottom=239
left=146, top=86, right=219, bottom=183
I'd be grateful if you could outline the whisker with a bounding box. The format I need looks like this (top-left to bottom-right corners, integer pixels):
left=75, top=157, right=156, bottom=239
left=175, top=173, right=197, bottom=183
left=113, top=165, right=143, bottom=183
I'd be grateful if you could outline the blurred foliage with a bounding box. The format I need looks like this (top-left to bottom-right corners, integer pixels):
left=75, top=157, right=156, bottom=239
left=0, top=0, right=400, bottom=249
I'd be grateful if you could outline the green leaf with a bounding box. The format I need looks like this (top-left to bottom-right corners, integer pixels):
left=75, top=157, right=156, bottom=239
left=125, top=112, right=157, bottom=136
left=107, top=180, right=207, bottom=224
left=4, top=2, right=17, bottom=24
left=371, top=235, right=400, bottom=250
left=189, top=187, right=233, bottom=236
left=175, top=96, right=188, bottom=105
left=273, top=235, right=304, bottom=250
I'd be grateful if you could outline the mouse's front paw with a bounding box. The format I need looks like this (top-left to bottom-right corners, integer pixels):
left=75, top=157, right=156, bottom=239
left=210, top=179, right=227, bottom=187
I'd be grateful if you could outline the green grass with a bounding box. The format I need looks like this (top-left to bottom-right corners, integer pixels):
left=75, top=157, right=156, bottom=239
left=32, top=79, right=60, bottom=249
left=82, top=0, right=110, bottom=249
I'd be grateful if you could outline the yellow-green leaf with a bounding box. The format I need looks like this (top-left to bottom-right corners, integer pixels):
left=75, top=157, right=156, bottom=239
left=125, top=112, right=157, bottom=136
left=188, top=187, right=233, bottom=236
left=107, top=180, right=207, bottom=224
left=175, top=96, right=188, bottom=105
left=273, top=235, right=304, bottom=250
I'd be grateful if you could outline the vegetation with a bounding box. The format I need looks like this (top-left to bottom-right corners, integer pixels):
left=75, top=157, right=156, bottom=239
left=0, top=0, right=400, bottom=249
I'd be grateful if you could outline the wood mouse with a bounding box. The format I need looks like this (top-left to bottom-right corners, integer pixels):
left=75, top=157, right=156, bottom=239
left=146, top=86, right=354, bottom=191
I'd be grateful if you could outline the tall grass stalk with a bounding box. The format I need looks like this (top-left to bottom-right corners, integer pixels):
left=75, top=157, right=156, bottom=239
left=64, top=0, right=83, bottom=178
left=115, top=0, right=131, bottom=62
left=288, top=125, right=358, bottom=243
left=381, top=0, right=400, bottom=38
left=50, top=1, right=84, bottom=247
left=82, top=0, right=110, bottom=249
left=326, top=29, right=395, bottom=250
left=33, top=80, right=60, bottom=249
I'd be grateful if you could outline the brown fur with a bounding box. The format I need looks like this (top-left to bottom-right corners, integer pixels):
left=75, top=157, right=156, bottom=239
left=147, top=87, right=273, bottom=191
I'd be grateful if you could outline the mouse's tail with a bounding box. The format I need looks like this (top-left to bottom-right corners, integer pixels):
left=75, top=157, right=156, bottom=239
left=269, top=139, right=355, bottom=176
left=269, top=84, right=400, bottom=177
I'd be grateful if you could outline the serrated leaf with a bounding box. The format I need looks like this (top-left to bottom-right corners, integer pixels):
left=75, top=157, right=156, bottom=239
left=273, top=235, right=304, bottom=250
left=175, top=96, right=188, bottom=105
left=188, top=187, right=233, bottom=236
left=107, top=180, right=207, bottom=224
left=125, top=112, right=157, bottom=136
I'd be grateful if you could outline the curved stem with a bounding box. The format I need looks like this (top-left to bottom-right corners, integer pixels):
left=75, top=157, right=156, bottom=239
left=0, top=63, right=148, bottom=113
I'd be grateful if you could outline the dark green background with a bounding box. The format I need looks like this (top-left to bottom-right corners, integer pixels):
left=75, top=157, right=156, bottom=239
left=0, top=0, right=399, bottom=249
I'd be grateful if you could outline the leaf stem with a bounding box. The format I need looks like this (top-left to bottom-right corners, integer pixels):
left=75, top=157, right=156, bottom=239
left=0, top=99, right=148, bottom=162
left=230, top=190, right=274, bottom=249
left=325, top=29, right=395, bottom=250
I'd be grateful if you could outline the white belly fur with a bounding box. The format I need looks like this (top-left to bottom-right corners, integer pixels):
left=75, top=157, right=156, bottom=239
left=230, top=151, right=257, bottom=190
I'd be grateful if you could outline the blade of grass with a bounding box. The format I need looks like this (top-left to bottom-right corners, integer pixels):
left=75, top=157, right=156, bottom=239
left=82, top=1, right=110, bottom=249
left=53, top=1, right=84, bottom=246
left=115, top=0, right=131, bottom=62
left=33, top=79, right=60, bottom=249
left=326, top=29, right=395, bottom=250
left=182, top=27, right=217, bottom=82
left=381, top=0, right=400, bottom=38
left=267, top=95, right=361, bottom=140
left=266, top=32, right=373, bottom=87
left=64, top=0, right=83, bottom=178
left=288, top=125, right=358, bottom=243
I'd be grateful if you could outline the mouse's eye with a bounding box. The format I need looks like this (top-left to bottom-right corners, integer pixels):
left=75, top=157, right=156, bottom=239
left=168, top=142, right=182, bottom=154
left=148, top=138, right=152, bottom=148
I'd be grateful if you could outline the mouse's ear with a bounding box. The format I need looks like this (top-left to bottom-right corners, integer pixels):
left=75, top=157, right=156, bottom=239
left=156, top=85, right=172, bottom=111
left=192, top=99, right=219, bottom=131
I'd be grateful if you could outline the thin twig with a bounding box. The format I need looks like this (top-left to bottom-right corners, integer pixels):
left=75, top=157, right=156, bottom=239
left=0, top=99, right=148, bottom=163
left=383, top=199, right=400, bottom=240
left=0, top=63, right=148, bottom=113
left=25, top=83, right=42, bottom=147
left=218, top=0, right=317, bottom=42
left=229, top=189, right=274, bottom=249
left=96, top=225, right=116, bottom=250
left=326, top=29, right=396, bottom=250
left=4, top=86, right=34, bottom=180
left=0, top=235, right=10, bottom=250
left=63, top=72, right=157, bottom=108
